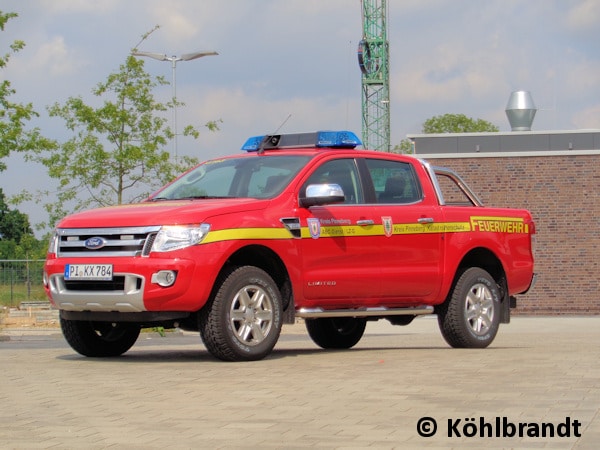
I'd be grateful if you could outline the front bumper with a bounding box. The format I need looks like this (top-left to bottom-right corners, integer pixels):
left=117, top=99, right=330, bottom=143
left=44, top=254, right=215, bottom=313
left=47, top=271, right=147, bottom=312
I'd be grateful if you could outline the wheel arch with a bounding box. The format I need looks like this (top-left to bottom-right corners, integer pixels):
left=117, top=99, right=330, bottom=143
left=458, top=247, right=506, bottom=286
left=221, top=244, right=295, bottom=323
left=441, top=247, right=511, bottom=323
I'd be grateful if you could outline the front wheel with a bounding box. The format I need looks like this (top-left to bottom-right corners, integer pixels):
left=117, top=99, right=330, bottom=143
left=305, top=317, right=367, bottom=349
left=60, top=317, right=140, bottom=357
left=199, top=266, right=283, bottom=361
left=437, top=267, right=501, bottom=348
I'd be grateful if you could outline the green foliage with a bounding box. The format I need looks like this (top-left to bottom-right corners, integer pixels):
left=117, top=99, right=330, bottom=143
left=394, top=113, right=499, bottom=152
left=0, top=188, right=46, bottom=259
left=25, top=28, right=220, bottom=227
left=422, top=113, right=499, bottom=134
left=392, top=139, right=414, bottom=154
left=0, top=10, right=56, bottom=172
left=0, top=188, right=31, bottom=241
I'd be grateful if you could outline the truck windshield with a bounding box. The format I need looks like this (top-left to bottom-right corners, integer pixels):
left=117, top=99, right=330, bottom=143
left=151, top=155, right=312, bottom=200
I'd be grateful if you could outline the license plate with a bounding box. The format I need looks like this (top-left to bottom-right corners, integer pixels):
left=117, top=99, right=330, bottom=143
left=65, top=264, right=113, bottom=281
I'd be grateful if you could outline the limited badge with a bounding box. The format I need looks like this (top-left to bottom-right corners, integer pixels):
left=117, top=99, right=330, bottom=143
left=382, top=216, right=393, bottom=237
left=307, top=218, right=321, bottom=239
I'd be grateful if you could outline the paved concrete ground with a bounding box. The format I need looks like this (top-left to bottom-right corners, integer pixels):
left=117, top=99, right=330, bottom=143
left=1, top=316, right=599, bottom=449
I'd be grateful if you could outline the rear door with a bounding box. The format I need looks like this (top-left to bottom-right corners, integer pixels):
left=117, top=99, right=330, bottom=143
left=365, top=157, right=444, bottom=301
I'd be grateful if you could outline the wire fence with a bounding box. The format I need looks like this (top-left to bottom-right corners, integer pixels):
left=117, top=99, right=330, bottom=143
left=0, top=260, right=47, bottom=308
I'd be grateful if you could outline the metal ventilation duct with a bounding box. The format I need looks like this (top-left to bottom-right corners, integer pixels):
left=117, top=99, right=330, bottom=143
left=506, top=91, right=537, bottom=131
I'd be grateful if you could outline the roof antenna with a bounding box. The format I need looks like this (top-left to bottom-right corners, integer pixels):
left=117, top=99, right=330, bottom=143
left=273, top=113, right=292, bottom=134
left=258, top=114, right=292, bottom=154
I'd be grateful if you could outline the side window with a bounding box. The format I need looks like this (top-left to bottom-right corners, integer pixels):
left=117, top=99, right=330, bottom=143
left=435, top=172, right=477, bottom=206
left=365, top=159, right=422, bottom=204
left=302, top=159, right=363, bottom=204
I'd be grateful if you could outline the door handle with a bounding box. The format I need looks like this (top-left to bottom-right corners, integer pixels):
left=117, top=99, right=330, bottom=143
left=357, top=219, right=375, bottom=226
left=418, top=217, right=434, bottom=224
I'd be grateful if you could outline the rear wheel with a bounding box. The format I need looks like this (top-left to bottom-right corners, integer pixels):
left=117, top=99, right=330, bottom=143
left=199, top=266, right=282, bottom=361
left=305, top=317, right=367, bottom=349
left=437, top=267, right=501, bottom=348
left=60, top=317, right=140, bottom=357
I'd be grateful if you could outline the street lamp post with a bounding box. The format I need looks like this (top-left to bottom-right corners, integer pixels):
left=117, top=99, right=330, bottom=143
left=131, top=50, right=218, bottom=163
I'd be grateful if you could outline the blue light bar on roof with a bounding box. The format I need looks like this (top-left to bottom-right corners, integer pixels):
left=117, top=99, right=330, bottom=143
left=241, top=135, right=265, bottom=151
left=315, top=131, right=363, bottom=148
left=241, top=130, right=362, bottom=152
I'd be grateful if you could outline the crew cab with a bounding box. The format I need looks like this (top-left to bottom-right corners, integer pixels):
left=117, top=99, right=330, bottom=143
left=43, top=131, right=536, bottom=361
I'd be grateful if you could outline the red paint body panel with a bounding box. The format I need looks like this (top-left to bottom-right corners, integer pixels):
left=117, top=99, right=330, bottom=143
left=44, top=147, right=535, bottom=316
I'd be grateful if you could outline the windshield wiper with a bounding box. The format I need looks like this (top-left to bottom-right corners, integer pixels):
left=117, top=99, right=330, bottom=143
left=177, top=195, right=233, bottom=200
left=148, top=195, right=234, bottom=202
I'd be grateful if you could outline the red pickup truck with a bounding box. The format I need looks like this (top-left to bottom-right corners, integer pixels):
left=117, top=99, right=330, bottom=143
left=43, top=131, right=536, bottom=361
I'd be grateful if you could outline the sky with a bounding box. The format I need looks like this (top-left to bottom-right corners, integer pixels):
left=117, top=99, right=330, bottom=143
left=2, top=0, right=600, bottom=233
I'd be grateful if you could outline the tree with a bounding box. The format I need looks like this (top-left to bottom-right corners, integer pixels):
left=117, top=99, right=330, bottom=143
left=27, top=28, right=220, bottom=227
left=422, top=113, right=499, bottom=134
left=0, top=188, right=46, bottom=259
left=395, top=113, right=499, bottom=153
left=392, top=139, right=413, bottom=154
left=0, top=188, right=32, bottom=242
left=0, top=11, right=55, bottom=171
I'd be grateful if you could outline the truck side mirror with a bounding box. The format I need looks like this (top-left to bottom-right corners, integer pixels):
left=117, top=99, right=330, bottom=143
left=299, top=183, right=345, bottom=208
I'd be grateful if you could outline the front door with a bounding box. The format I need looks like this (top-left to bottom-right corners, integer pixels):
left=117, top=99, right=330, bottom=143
left=297, top=158, right=381, bottom=305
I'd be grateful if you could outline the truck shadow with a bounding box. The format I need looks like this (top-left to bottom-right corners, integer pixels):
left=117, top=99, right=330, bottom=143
left=55, top=344, right=516, bottom=363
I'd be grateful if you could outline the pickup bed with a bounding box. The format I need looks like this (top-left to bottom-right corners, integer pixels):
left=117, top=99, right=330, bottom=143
left=44, top=131, right=536, bottom=361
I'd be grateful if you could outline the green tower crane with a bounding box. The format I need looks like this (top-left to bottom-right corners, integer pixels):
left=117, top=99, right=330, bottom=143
left=358, top=0, right=390, bottom=152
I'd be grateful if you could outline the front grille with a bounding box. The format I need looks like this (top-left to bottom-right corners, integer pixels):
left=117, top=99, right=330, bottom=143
left=56, top=226, right=161, bottom=258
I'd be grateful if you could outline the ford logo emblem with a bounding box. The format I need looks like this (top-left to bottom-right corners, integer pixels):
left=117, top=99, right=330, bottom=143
left=84, top=237, right=107, bottom=250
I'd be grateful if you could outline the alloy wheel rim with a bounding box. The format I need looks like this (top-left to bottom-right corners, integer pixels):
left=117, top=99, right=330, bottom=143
left=464, top=283, right=494, bottom=336
left=229, top=285, right=274, bottom=346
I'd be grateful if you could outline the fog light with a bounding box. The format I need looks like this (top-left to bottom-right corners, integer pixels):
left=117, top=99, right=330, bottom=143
left=151, top=270, right=177, bottom=287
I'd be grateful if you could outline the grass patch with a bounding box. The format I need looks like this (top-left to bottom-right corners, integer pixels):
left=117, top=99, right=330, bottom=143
left=0, top=284, right=47, bottom=308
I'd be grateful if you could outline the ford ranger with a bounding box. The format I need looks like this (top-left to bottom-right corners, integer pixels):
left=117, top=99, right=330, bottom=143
left=43, top=130, right=536, bottom=361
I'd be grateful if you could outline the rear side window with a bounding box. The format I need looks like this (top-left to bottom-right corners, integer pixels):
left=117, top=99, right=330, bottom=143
left=434, top=171, right=479, bottom=206
left=365, top=159, right=422, bottom=204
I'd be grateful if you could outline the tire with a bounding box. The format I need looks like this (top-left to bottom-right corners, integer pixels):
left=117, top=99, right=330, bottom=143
left=437, top=267, right=501, bottom=348
left=305, top=317, right=367, bottom=349
left=60, top=317, right=140, bottom=357
left=199, top=266, right=282, bottom=361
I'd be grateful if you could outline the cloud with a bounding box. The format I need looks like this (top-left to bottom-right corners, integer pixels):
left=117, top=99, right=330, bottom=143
left=3, top=0, right=600, bottom=231
left=561, top=54, right=600, bottom=96
left=572, top=104, right=600, bottom=129
left=175, top=85, right=361, bottom=160
left=566, top=0, right=600, bottom=31
left=39, top=0, right=120, bottom=14
left=146, top=3, right=201, bottom=45
left=29, top=36, right=86, bottom=76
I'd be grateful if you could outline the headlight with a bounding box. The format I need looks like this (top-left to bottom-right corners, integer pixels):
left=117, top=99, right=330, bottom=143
left=151, top=224, right=211, bottom=252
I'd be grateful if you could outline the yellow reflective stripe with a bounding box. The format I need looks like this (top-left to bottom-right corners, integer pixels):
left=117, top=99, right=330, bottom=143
left=471, top=215, right=525, bottom=222
left=300, top=222, right=472, bottom=238
left=308, top=225, right=380, bottom=238
left=200, top=216, right=529, bottom=245
left=394, top=222, right=471, bottom=234
left=202, top=228, right=292, bottom=244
